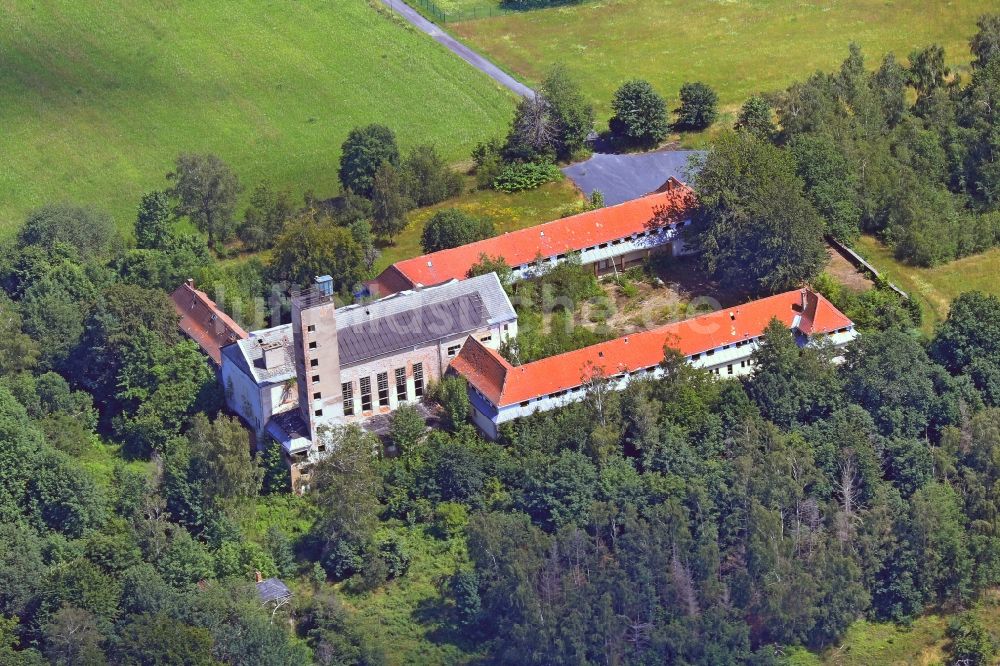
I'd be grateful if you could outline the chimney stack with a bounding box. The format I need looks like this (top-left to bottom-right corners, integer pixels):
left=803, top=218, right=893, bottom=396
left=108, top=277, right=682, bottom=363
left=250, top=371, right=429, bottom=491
left=261, top=340, right=284, bottom=370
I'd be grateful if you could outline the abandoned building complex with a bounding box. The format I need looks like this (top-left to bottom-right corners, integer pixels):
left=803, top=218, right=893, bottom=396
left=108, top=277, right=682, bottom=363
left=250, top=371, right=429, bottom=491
left=372, top=178, right=696, bottom=295
left=449, top=288, right=856, bottom=439
left=169, top=177, right=857, bottom=482
left=218, top=272, right=516, bottom=476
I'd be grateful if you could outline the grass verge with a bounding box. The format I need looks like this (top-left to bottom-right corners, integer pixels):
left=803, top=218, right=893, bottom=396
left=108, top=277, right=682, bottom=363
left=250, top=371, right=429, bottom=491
left=853, top=235, right=1000, bottom=335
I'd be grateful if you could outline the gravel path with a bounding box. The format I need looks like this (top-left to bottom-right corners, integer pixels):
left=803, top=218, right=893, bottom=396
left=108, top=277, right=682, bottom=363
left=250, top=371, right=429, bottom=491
left=379, top=0, right=535, bottom=98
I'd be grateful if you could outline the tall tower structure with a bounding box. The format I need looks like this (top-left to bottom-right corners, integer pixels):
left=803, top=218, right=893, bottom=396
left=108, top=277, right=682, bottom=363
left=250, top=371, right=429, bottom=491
left=290, top=275, right=342, bottom=440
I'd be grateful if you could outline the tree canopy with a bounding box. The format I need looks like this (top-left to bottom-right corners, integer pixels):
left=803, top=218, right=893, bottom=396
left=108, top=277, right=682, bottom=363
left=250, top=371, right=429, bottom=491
left=689, top=130, right=827, bottom=292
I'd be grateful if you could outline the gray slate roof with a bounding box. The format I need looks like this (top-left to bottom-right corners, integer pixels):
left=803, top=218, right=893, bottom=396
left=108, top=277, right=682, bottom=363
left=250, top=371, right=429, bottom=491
left=339, top=292, right=488, bottom=365
left=256, top=578, right=292, bottom=604
left=225, top=272, right=516, bottom=386
left=562, top=149, right=705, bottom=206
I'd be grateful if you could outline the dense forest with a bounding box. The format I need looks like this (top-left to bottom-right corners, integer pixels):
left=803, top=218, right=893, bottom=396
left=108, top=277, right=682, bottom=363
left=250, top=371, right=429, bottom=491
left=1, top=16, right=1000, bottom=666
left=726, top=17, right=1000, bottom=269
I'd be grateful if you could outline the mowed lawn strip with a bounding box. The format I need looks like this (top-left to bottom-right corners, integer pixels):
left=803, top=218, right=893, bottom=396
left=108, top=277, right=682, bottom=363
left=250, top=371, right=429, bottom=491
left=0, top=0, right=516, bottom=237
left=452, top=0, right=989, bottom=122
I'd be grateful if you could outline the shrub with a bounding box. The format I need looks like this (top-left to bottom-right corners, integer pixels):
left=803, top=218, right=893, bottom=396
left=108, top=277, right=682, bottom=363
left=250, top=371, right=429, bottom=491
left=421, top=209, right=495, bottom=253
left=433, top=501, right=469, bottom=538
left=492, top=162, right=562, bottom=192
left=376, top=535, right=410, bottom=580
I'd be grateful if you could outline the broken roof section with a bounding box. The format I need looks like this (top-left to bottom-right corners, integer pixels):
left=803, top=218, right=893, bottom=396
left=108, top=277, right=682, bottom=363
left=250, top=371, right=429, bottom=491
left=372, top=181, right=696, bottom=294
left=451, top=289, right=853, bottom=407
left=222, top=324, right=296, bottom=386
left=169, top=280, right=248, bottom=365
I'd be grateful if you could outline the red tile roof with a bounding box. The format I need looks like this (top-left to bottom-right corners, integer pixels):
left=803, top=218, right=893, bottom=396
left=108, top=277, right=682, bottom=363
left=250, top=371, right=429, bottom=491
left=373, top=181, right=696, bottom=294
left=169, top=281, right=249, bottom=365
left=450, top=289, right=852, bottom=407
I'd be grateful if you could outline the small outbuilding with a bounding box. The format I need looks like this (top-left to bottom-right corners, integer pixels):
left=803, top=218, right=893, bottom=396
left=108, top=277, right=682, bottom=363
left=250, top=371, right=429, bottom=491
left=255, top=571, right=292, bottom=620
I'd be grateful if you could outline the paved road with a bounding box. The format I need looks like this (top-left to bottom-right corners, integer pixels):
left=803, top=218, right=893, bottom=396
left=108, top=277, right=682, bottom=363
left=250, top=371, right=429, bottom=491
left=562, top=149, right=706, bottom=205
left=380, top=0, right=535, bottom=98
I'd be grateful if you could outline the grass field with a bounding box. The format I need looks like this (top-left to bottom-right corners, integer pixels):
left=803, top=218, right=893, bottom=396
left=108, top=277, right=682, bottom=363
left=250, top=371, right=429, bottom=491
left=854, top=235, right=1000, bottom=335
left=452, top=0, right=990, bottom=123
left=0, top=0, right=517, bottom=238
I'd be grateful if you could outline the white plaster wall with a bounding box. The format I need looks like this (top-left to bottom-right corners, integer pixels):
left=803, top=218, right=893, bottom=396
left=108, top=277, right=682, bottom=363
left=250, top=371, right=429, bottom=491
left=222, top=360, right=265, bottom=434
left=506, top=219, right=693, bottom=281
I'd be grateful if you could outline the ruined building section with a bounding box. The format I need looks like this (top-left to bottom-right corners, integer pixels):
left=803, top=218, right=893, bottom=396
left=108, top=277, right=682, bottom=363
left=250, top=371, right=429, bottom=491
left=290, top=275, right=343, bottom=439
left=169, top=279, right=248, bottom=365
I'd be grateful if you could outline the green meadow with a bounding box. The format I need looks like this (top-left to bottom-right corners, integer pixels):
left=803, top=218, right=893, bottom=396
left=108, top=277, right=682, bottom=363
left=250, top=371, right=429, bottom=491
left=453, top=0, right=990, bottom=121
left=0, top=0, right=517, bottom=237
left=854, top=235, right=1000, bottom=335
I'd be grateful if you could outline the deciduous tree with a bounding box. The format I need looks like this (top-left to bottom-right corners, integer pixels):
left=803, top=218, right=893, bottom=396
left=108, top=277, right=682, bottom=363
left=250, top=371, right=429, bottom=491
left=167, top=153, right=243, bottom=246
left=675, top=81, right=719, bottom=130
left=269, top=210, right=366, bottom=291
left=609, top=79, right=669, bottom=147
left=135, top=191, right=173, bottom=250
left=338, top=124, right=400, bottom=198
left=689, top=131, right=827, bottom=292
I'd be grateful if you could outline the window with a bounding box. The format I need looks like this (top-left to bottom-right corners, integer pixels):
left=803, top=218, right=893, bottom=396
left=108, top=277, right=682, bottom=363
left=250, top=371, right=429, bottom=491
left=312, top=374, right=320, bottom=383
left=360, top=377, right=373, bottom=411
left=308, top=341, right=317, bottom=349
left=727, top=364, right=733, bottom=375
left=503, top=323, right=509, bottom=332
left=342, top=382, right=354, bottom=416
left=706, top=349, right=715, bottom=356
left=480, top=334, right=492, bottom=343
left=413, top=363, right=424, bottom=397
left=313, top=392, right=321, bottom=400
left=598, top=242, right=608, bottom=249
left=307, top=324, right=316, bottom=332
left=447, top=344, right=461, bottom=357
left=692, top=353, right=701, bottom=361
left=520, top=400, right=530, bottom=407
left=395, top=367, right=407, bottom=402
left=314, top=409, right=323, bottom=417
left=377, top=372, right=389, bottom=407
left=310, top=359, right=319, bottom=368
